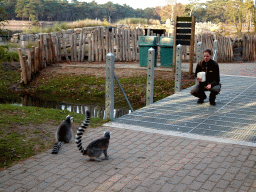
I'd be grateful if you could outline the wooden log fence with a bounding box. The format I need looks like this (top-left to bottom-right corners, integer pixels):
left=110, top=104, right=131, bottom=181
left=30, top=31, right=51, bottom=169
left=195, top=33, right=234, bottom=63
left=18, top=28, right=144, bottom=84
left=18, top=27, right=256, bottom=85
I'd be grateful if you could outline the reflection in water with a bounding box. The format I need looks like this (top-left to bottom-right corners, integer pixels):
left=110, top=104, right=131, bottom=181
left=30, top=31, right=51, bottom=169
left=0, top=94, right=130, bottom=119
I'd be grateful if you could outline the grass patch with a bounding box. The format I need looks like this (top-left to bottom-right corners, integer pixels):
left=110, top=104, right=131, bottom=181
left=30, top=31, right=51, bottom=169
left=30, top=71, right=195, bottom=110
left=0, top=63, right=20, bottom=94
left=0, top=104, right=109, bottom=169
left=0, top=46, right=19, bottom=62
left=23, top=19, right=110, bottom=34
left=33, top=74, right=106, bottom=104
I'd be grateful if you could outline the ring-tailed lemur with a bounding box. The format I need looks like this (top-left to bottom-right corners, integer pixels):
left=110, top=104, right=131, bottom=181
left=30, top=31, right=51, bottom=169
left=51, top=115, right=74, bottom=154
left=75, top=111, right=111, bottom=161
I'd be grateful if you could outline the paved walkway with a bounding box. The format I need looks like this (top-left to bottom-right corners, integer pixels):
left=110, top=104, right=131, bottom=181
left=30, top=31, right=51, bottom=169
left=2, top=63, right=256, bottom=192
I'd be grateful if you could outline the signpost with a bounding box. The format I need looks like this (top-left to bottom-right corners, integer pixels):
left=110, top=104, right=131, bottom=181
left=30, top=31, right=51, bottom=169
left=173, top=16, right=195, bottom=75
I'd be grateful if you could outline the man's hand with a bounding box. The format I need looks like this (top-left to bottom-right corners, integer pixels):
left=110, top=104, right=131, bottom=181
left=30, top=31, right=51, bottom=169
left=205, top=84, right=211, bottom=90
left=197, top=77, right=202, bottom=82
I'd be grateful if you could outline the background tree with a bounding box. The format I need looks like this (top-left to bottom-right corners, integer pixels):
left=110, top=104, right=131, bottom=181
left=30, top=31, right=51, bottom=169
left=155, top=3, right=184, bottom=23
left=244, top=0, right=254, bottom=32
left=15, top=0, right=29, bottom=20
left=224, top=0, right=247, bottom=34
left=104, top=2, right=116, bottom=23
left=205, top=0, right=227, bottom=23
left=1, top=0, right=17, bottom=20
left=0, top=0, right=7, bottom=35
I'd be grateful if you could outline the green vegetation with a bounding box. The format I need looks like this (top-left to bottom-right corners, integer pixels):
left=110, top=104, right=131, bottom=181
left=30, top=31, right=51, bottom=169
left=23, top=19, right=111, bottom=34
left=117, top=18, right=160, bottom=25
left=0, top=61, right=20, bottom=94
left=0, top=0, right=7, bottom=36
left=1, top=0, right=160, bottom=26
left=32, top=74, right=105, bottom=104
left=25, top=42, right=37, bottom=49
left=117, top=18, right=148, bottom=25
left=30, top=72, right=194, bottom=110
left=0, top=46, right=19, bottom=63
left=0, top=104, right=109, bottom=168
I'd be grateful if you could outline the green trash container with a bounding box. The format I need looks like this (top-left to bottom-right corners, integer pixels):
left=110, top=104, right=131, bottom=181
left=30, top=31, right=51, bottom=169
left=159, top=36, right=174, bottom=67
left=138, top=36, right=158, bottom=67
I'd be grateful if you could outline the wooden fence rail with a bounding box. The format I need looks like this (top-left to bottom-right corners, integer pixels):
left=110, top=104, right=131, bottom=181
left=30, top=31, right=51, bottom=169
left=18, top=28, right=256, bottom=84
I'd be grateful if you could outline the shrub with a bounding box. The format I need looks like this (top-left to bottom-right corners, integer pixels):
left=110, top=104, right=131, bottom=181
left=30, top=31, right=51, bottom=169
left=52, top=22, right=62, bottom=32
left=0, top=46, right=19, bottom=62
left=117, top=18, right=148, bottom=25
left=25, top=42, right=37, bottom=49
left=60, top=22, right=69, bottom=30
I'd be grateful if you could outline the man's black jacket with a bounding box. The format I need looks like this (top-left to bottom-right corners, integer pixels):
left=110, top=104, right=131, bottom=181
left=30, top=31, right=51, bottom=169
left=195, top=59, right=220, bottom=87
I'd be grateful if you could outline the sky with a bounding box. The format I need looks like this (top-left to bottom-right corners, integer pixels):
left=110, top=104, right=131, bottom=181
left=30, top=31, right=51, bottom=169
left=75, top=0, right=206, bottom=10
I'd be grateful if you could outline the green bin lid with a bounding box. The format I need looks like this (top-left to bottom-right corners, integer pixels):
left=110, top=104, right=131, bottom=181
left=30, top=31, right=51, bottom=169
left=138, top=36, right=158, bottom=46
left=159, top=36, right=174, bottom=47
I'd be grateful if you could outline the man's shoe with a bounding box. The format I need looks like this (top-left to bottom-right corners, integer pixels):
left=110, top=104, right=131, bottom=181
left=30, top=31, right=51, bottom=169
left=197, top=98, right=204, bottom=104
left=197, top=95, right=206, bottom=104
left=210, top=101, right=216, bottom=106
left=209, top=94, right=216, bottom=106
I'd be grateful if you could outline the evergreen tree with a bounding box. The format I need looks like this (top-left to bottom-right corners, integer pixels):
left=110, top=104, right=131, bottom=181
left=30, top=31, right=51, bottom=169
left=0, top=0, right=7, bottom=35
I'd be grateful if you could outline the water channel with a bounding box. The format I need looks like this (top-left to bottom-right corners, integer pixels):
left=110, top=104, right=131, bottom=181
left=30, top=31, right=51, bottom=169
left=0, top=93, right=131, bottom=119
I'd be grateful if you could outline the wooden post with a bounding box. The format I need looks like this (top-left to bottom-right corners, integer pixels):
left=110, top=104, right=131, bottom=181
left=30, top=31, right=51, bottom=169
left=31, top=46, right=35, bottom=74
left=116, top=29, right=120, bottom=61
left=95, top=30, right=99, bottom=61
left=81, top=33, right=85, bottom=62
left=124, top=29, right=127, bottom=61
left=88, top=35, right=92, bottom=62
left=37, top=41, right=41, bottom=70
left=71, top=33, right=74, bottom=62
left=44, top=34, right=50, bottom=66
left=106, top=30, right=109, bottom=55
left=132, top=30, right=135, bottom=61
left=175, top=20, right=181, bottom=64
left=46, top=35, right=50, bottom=64
left=27, top=49, right=32, bottom=82
left=40, top=34, right=46, bottom=68
left=58, top=35, right=62, bottom=61
left=92, top=32, right=95, bottom=62
left=78, top=32, right=82, bottom=62
left=35, top=47, right=39, bottom=73
left=55, top=36, right=59, bottom=62
left=62, top=32, right=69, bottom=61
left=97, top=28, right=101, bottom=62
left=48, top=34, right=55, bottom=63
left=102, top=29, right=106, bottom=61
left=74, top=33, right=77, bottom=62
left=127, top=29, right=131, bottom=61
left=18, top=48, right=27, bottom=84
left=120, top=29, right=123, bottom=61
left=135, top=29, right=139, bottom=60
left=189, top=16, right=195, bottom=75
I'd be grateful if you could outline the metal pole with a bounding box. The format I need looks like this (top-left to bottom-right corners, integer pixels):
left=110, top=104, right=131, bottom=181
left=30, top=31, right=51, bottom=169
left=105, top=53, right=115, bottom=120
left=212, top=40, right=218, bottom=62
left=175, top=44, right=182, bottom=93
left=197, top=42, right=202, bottom=64
left=146, top=48, right=155, bottom=106
left=114, top=74, right=134, bottom=112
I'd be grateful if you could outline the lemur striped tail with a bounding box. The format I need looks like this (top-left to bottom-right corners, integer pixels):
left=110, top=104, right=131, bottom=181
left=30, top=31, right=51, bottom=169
left=51, top=142, right=64, bottom=154
left=75, top=110, right=90, bottom=155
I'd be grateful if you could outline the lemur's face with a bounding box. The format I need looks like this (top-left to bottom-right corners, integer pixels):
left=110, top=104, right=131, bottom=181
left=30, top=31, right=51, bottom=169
left=66, top=115, right=74, bottom=123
